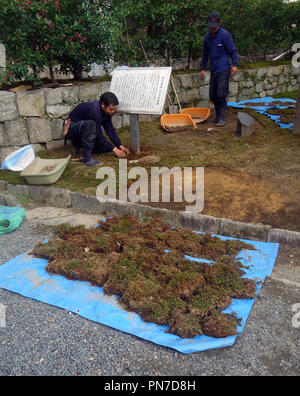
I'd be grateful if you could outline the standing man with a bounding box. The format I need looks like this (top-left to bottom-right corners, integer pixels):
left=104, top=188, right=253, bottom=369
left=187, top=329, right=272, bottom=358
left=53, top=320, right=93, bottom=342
left=66, top=92, right=130, bottom=166
left=201, top=12, right=238, bottom=127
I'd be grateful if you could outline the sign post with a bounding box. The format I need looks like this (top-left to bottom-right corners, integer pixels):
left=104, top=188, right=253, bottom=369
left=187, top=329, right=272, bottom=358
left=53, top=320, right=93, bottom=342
left=110, top=67, right=172, bottom=154
left=129, top=114, right=140, bottom=153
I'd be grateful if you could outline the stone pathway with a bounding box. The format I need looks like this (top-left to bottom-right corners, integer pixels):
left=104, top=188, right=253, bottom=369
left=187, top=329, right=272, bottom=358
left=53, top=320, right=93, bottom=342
left=26, top=206, right=104, bottom=228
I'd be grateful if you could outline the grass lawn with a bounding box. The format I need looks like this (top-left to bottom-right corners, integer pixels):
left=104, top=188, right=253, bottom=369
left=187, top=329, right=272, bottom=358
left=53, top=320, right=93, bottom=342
left=0, top=91, right=299, bottom=231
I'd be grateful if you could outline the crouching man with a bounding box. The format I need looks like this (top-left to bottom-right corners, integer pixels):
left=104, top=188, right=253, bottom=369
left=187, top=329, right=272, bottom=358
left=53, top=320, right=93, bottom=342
left=66, top=92, right=130, bottom=166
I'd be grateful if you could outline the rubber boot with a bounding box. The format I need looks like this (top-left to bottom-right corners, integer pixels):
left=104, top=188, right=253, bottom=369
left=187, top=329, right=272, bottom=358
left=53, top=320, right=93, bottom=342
left=213, top=103, right=220, bottom=123
left=216, top=104, right=226, bottom=127
left=72, top=144, right=81, bottom=159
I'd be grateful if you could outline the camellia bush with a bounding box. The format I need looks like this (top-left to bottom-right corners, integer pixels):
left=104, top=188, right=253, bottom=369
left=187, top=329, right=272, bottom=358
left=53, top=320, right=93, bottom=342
left=0, top=0, right=299, bottom=85
left=0, top=0, right=112, bottom=85
left=219, top=0, right=300, bottom=60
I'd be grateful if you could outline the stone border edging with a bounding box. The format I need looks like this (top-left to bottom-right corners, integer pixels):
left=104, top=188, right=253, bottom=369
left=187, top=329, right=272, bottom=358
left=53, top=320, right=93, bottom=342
left=0, top=180, right=299, bottom=248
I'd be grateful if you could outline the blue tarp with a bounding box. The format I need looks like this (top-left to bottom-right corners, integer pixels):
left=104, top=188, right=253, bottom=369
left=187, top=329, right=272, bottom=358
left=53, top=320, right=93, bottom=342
left=228, top=97, right=296, bottom=130
left=0, top=145, right=35, bottom=171
left=0, top=234, right=279, bottom=354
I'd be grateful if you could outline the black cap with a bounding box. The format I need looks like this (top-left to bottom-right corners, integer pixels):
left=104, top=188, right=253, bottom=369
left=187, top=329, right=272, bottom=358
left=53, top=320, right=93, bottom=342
left=207, top=12, right=221, bottom=28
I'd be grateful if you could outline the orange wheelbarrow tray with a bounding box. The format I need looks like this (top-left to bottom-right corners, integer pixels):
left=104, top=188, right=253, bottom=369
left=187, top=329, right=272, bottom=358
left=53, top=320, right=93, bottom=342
left=180, top=108, right=211, bottom=124
left=160, top=114, right=197, bottom=132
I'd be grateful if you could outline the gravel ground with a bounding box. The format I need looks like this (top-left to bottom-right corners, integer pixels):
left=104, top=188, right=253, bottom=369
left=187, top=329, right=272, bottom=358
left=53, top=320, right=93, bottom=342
left=0, top=220, right=300, bottom=377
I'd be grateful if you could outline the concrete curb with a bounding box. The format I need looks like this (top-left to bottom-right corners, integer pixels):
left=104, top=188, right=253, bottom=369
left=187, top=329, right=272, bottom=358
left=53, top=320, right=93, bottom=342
left=1, top=181, right=300, bottom=247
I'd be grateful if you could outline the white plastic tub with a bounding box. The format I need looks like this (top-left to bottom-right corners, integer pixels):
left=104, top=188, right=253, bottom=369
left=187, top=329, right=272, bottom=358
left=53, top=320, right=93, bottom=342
left=21, top=156, right=71, bottom=185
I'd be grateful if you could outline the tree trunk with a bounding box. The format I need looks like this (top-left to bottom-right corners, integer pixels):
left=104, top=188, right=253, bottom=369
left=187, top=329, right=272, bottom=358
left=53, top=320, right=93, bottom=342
left=294, top=88, right=300, bottom=136
left=186, top=44, right=192, bottom=70
left=49, top=66, right=55, bottom=82
left=73, top=67, right=82, bottom=81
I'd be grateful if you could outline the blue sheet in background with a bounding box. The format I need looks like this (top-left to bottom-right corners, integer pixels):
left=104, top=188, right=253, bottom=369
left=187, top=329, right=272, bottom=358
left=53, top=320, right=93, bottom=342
left=228, top=96, right=296, bottom=130
left=0, top=234, right=279, bottom=354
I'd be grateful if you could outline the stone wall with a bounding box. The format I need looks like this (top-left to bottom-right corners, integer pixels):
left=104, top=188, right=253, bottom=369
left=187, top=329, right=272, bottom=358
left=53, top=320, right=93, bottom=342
left=170, top=64, right=300, bottom=111
left=0, top=79, right=130, bottom=163
left=0, top=64, right=299, bottom=163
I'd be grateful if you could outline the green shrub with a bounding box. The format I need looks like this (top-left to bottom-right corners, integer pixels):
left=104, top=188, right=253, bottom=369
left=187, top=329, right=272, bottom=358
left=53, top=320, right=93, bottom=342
left=0, top=0, right=112, bottom=85
left=107, top=0, right=300, bottom=67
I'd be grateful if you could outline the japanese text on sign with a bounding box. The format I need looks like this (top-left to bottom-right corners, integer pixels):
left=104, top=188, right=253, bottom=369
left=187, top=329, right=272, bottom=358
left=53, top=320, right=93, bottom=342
left=110, top=67, right=172, bottom=115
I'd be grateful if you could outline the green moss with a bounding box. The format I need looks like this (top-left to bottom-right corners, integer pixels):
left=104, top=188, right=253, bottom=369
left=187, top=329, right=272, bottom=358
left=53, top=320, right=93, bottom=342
left=201, top=312, right=238, bottom=338
left=111, top=218, right=132, bottom=233
left=168, top=272, right=205, bottom=299
left=66, top=259, right=82, bottom=272
left=32, top=214, right=258, bottom=339
left=238, top=59, right=291, bottom=69
left=151, top=299, right=175, bottom=321
left=172, top=59, right=291, bottom=75
left=95, top=235, right=110, bottom=252
left=190, top=286, right=214, bottom=311
left=273, top=91, right=298, bottom=100
left=32, top=239, right=67, bottom=260
left=0, top=170, right=26, bottom=185
left=205, top=262, right=244, bottom=291
left=54, top=223, right=85, bottom=239
left=104, top=253, right=143, bottom=295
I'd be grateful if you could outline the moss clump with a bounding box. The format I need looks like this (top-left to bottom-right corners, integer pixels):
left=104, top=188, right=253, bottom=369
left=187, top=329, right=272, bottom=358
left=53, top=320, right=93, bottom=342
left=32, top=215, right=257, bottom=339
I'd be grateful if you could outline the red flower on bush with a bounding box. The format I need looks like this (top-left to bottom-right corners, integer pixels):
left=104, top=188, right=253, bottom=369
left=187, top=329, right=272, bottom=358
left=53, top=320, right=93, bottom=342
left=48, top=21, right=54, bottom=31
left=75, top=32, right=87, bottom=43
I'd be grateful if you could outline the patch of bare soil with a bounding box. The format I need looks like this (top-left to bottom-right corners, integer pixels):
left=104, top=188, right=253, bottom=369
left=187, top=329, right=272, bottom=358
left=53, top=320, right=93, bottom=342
left=204, top=167, right=300, bottom=230
left=142, top=109, right=300, bottom=231
left=31, top=215, right=257, bottom=339
left=127, top=146, right=151, bottom=161
left=145, top=166, right=300, bottom=232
